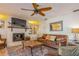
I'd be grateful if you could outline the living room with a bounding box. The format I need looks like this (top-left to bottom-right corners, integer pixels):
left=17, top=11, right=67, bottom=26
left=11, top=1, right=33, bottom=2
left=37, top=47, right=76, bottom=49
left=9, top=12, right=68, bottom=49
left=0, top=3, right=79, bottom=56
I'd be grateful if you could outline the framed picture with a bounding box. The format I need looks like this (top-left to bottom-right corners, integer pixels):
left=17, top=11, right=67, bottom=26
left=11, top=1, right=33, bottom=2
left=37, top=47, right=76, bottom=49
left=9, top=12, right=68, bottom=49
left=50, top=21, right=63, bottom=31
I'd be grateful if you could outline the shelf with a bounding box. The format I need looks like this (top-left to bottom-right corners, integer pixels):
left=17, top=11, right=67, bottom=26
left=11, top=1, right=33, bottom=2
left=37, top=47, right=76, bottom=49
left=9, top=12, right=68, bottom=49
left=8, top=26, right=32, bottom=31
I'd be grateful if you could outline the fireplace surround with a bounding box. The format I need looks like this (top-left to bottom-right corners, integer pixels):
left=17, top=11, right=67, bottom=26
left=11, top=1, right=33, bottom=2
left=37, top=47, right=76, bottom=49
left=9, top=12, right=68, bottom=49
left=13, top=33, right=24, bottom=42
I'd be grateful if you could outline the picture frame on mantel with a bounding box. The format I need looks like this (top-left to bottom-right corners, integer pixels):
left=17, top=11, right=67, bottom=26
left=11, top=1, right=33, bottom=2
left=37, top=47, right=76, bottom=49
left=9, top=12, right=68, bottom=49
left=50, top=21, right=63, bottom=31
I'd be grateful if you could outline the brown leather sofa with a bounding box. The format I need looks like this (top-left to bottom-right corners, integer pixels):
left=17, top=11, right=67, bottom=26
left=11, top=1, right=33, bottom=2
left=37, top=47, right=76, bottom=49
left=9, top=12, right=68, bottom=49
left=38, top=34, right=68, bottom=49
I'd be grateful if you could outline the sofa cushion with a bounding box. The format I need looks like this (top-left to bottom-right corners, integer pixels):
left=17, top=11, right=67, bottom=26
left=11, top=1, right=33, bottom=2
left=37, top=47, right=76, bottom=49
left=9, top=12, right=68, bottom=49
left=50, top=36, right=56, bottom=41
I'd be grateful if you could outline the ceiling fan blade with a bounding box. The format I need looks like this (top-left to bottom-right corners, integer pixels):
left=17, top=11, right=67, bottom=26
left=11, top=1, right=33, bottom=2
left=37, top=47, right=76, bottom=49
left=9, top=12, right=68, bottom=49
left=31, top=12, right=35, bottom=16
left=39, top=7, right=52, bottom=11
left=32, top=3, right=39, bottom=9
left=21, top=8, right=34, bottom=11
left=73, top=9, right=79, bottom=12
left=39, top=11, right=45, bottom=16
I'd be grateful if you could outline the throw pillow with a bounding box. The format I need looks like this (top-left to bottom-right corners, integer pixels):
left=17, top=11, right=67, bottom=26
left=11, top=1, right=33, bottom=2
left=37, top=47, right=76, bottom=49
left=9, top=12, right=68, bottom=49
left=45, top=35, right=51, bottom=40
left=50, top=36, right=56, bottom=41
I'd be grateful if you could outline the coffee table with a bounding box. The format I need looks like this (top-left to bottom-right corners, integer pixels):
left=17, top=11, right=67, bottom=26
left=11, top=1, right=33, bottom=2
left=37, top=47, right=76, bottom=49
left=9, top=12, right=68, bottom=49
left=22, top=40, right=43, bottom=56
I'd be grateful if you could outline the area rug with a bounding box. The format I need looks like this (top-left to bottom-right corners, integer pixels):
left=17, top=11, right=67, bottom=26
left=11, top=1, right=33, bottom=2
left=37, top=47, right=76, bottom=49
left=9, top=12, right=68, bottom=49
left=7, top=45, right=58, bottom=56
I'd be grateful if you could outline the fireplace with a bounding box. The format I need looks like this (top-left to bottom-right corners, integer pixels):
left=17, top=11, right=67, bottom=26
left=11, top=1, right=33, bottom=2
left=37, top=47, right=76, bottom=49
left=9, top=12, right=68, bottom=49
left=13, top=33, right=24, bottom=42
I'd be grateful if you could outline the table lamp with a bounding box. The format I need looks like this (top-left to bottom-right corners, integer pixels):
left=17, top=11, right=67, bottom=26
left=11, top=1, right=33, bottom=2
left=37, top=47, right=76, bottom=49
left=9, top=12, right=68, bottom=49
left=72, top=28, right=79, bottom=41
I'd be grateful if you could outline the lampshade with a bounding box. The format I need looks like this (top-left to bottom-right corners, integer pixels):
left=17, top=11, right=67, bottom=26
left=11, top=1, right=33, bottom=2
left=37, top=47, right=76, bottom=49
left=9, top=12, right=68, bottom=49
left=72, top=28, right=79, bottom=33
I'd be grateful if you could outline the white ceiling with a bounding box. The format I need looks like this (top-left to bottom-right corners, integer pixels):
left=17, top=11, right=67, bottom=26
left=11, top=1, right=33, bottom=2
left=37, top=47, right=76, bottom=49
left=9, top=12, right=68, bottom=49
left=0, top=3, right=79, bottom=20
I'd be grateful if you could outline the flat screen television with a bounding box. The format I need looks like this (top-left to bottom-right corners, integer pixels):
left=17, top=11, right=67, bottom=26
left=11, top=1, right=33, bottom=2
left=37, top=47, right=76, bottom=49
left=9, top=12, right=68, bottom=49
left=11, top=17, right=26, bottom=28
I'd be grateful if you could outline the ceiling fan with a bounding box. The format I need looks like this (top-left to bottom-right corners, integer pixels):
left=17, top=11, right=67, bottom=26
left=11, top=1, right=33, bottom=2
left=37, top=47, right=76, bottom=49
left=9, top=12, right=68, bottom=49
left=73, top=9, right=79, bottom=12
left=21, top=3, right=52, bottom=16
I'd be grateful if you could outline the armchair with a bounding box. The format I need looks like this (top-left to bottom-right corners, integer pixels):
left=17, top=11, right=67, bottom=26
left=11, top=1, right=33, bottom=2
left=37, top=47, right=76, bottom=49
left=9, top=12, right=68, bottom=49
left=0, top=35, right=6, bottom=49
